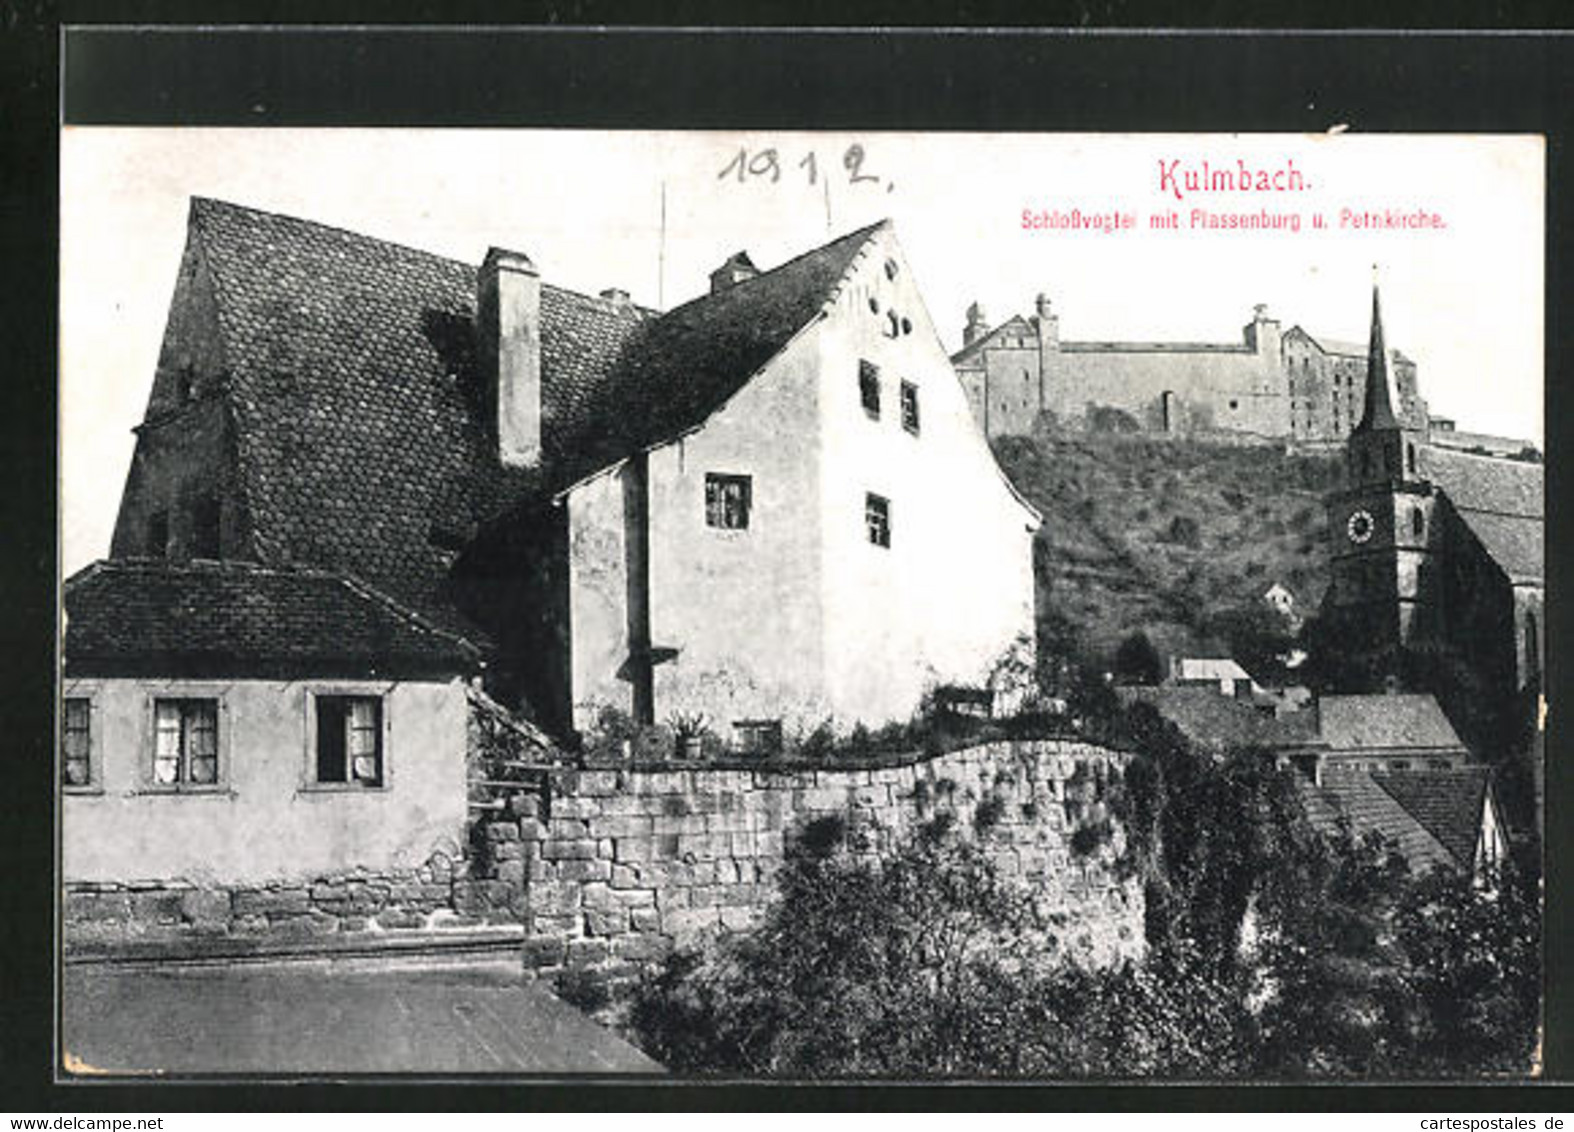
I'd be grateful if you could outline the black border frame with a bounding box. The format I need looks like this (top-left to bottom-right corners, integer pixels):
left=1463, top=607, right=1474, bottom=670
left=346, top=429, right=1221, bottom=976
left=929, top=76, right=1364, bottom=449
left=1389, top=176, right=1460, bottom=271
left=6, top=12, right=1572, bottom=1111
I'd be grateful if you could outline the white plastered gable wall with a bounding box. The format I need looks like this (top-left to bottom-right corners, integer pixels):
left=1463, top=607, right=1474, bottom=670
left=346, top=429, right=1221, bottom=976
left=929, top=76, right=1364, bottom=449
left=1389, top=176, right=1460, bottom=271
left=813, top=224, right=1040, bottom=729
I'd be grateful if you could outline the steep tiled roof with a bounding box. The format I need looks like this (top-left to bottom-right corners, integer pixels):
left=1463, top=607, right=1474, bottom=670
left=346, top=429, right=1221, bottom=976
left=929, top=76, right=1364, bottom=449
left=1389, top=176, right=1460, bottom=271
left=1317, top=694, right=1467, bottom=753
left=186, top=199, right=885, bottom=591
left=1420, top=444, right=1543, bottom=583
left=1372, top=767, right=1492, bottom=868
left=187, top=197, right=650, bottom=611
left=550, top=219, right=886, bottom=488
left=1295, top=773, right=1457, bottom=874
left=64, top=558, right=483, bottom=678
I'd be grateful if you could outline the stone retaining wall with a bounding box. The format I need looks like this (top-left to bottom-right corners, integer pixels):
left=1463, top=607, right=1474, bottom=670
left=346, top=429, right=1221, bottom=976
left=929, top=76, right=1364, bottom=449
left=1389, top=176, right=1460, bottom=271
left=511, top=739, right=1145, bottom=982
left=63, top=851, right=522, bottom=950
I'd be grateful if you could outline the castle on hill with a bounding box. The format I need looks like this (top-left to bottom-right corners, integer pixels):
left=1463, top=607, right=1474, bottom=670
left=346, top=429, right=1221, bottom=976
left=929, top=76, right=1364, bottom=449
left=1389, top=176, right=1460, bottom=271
left=952, top=294, right=1429, bottom=443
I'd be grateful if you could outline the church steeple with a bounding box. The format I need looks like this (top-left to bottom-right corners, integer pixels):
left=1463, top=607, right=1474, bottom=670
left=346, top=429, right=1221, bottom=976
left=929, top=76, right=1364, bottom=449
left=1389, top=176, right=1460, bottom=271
left=1356, top=280, right=1401, bottom=433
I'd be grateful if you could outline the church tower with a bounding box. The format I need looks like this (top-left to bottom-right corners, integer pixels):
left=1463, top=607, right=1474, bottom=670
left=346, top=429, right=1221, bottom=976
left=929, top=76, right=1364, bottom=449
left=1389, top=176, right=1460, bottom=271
left=1326, top=284, right=1441, bottom=662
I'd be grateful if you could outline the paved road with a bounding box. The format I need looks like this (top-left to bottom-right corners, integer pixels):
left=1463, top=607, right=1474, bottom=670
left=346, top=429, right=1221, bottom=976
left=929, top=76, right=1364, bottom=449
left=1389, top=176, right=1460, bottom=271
left=63, top=961, right=663, bottom=1076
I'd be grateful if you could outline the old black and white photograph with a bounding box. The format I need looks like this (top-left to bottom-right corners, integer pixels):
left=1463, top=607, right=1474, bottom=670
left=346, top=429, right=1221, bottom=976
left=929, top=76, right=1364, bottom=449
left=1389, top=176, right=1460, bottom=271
left=57, top=126, right=1544, bottom=1081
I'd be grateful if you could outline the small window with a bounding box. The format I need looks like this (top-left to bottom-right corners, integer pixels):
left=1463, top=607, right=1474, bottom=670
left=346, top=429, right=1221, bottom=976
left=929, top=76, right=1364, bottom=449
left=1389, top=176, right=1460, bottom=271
left=1412, top=507, right=1425, bottom=538
left=859, top=360, right=881, bottom=418
left=62, top=697, right=93, bottom=788
left=886, top=311, right=901, bottom=339
left=148, top=510, right=170, bottom=558
left=152, top=698, right=221, bottom=790
left=315, top=695, right=384, bottom=786
left=192, top=494, right=221, bottom=559
left=865, top=492, right=891, bottom=548
left=1229, top=399, right=1239, bottom=410
left=705, top=473, right=752, bottom=530
left=884, top=258, right=899, bottom=281
left=900, top=381, right=921, bottom=434
left=733, top=719, right=783, bottom=757
left=868, top=296, right=880, bottom=315
left=900, top=317, right=913, bottom=336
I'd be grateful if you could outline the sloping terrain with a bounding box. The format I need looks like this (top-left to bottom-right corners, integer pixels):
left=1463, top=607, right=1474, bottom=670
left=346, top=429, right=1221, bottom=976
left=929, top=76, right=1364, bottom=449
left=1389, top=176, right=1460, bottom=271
left=993, top=432, right=1341, bottom=665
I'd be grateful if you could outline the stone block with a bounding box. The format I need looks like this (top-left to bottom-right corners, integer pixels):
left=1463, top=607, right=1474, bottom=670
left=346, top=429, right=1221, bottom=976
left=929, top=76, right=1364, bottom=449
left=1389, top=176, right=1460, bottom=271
left=659, top=794, right=694, bottom=818
left=613, top=933, right=673, bottom=962
left=583, top=905, right=630, bottom=937
left=179, top=889, right=232, bottom=927
left=271, top=912, right=339, bottom=939
left=518, top=818, right=550, bottom=841
left=508, top=793, right=542, bottom=819
left=493, top=841, right=523, bottom=862
left=376, top=908, right=425, bottom=930
left=543, top=838, right=598, bottom=861
left=548, top=818, right=590, bottom=840
left=719, top=906, right=763, bottom=932
left=556, top=858, right=612, bottom=883
left=565, top=937, right=611, bottom=968
left=233, top=888, right=310, bottom=918
left=677, top=832, right=729, bottom=860
left=703, top=811, right=751, bottom=835
left=655, top=886, right=690, bottom=910
left=485, top=822, right=521, bottom=842
left=609, top=864, right=643, bottom=889
left=662, top=907, right=719, bottom=937
left=496, top=859, right=525, bottom=884
left=587, top=814, right=654, bottom=839
left=613, top=886, right=656, bottom=908
left=529, top=911, right=579, bottom=936
left=522, top=935, right=567, bottom=969
left=65, top=891, right=131, bottom=923
left=528, top=860, right=556, bottom=882
left=577, top=770, right=624, bottom=796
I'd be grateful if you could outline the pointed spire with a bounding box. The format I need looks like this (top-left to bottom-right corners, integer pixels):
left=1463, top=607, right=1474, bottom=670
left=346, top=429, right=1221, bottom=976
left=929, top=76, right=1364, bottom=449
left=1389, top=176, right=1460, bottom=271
left=1357, top=275, right=1401, bottom=431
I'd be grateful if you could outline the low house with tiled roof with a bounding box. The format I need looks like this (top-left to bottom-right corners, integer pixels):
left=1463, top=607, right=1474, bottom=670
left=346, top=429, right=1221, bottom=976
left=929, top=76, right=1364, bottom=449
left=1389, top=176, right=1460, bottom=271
left=60, top=558, right=516, bottom=946
left=101, top=196, right=1039, bottom=751
left=1295, top=767, right=1508, bottom=879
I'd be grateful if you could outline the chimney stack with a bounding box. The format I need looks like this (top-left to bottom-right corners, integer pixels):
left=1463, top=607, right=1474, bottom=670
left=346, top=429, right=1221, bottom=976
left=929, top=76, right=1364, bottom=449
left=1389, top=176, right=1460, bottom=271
left=600, top=287, right=631, bottom=305
left=478, top=247, right=542, bottom=468
left=709, top=251, right=759, bottom=294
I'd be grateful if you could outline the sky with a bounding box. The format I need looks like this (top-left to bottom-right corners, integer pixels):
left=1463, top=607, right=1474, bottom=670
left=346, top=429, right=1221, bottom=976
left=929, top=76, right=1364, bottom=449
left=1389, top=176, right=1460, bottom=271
left=60, top=129, right=1543, bottom=576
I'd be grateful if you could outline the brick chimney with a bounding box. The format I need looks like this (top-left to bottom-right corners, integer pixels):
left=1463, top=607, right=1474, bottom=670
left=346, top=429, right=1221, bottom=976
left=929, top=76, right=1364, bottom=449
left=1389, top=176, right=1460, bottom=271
left=477, top=246, right=542, bottom=468
left=709, top=251, right=759, bottom=294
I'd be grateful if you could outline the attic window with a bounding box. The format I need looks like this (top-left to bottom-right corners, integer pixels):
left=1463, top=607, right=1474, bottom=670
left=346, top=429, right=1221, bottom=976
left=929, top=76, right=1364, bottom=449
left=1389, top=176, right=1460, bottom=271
left=859, top=360, right=881, bottom=418
left=884, top=258, right=899, bottom=281
left=901, top=317, right=913, bottom=336
left=868, top=296, right=880, bottom=315
left=886, top=311, right=901, bottom=339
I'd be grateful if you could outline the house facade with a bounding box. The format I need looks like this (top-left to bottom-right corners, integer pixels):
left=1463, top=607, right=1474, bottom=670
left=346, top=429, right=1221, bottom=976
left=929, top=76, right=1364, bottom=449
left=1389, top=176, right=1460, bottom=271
left=99, top=199, right=1038, bottom=754
left=62, top=559, right=479, bottom=891
left=556, top=225, right=1040, bottom=737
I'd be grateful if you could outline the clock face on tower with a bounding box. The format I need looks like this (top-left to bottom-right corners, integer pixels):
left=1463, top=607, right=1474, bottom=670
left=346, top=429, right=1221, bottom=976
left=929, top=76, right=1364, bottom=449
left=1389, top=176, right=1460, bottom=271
left=1347, top=509, right=1375, bottom=545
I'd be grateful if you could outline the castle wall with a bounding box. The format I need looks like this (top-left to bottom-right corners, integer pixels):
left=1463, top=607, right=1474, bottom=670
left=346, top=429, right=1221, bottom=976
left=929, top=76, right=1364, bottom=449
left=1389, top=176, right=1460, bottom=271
left=1047, top=344, right=1288, bottom=437
left=515, top=739, right=1145, bottom=980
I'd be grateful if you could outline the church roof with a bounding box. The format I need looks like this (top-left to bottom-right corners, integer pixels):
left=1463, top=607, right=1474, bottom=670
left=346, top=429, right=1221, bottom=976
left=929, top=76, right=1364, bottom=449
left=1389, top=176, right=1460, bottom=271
left=1420, top=445, right=1544, bottom=584
left=1356, top=286, right=1402, bottom=432
left=64, top=557, right=484, bottom=679
left=182, top=197, right=884, bottom=614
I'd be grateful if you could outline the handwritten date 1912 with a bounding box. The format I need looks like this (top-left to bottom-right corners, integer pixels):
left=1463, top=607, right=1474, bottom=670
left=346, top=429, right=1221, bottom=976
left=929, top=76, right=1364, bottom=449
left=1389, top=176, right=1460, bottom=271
left=718, top=144, right=893, bottom=192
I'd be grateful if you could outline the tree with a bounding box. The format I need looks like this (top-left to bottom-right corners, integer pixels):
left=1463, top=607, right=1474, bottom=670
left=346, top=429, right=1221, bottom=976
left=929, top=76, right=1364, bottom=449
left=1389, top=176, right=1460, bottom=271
left=1113, top=631, right=1164, bottom=685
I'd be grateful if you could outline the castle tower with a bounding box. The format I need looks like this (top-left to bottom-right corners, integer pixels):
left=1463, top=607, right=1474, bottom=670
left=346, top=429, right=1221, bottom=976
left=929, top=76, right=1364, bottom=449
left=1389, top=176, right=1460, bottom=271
left=1326, top=283, right=1441, bottom=668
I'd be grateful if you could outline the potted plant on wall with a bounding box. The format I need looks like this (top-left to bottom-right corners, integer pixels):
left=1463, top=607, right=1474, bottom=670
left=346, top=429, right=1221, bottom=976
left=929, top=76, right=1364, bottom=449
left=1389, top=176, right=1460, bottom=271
left=667, top=711, right=711, bottom=761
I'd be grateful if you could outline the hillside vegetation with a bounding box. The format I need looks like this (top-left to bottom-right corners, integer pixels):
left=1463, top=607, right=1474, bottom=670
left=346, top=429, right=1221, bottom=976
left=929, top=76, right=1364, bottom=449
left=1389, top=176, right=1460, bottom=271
left=992, top=431, right=1343, bottom=668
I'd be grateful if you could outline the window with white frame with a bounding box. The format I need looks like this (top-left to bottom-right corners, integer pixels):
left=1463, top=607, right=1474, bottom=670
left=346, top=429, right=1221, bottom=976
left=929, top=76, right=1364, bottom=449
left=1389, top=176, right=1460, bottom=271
left=152, top=698, right=221, bottom=788
left=315, top=695, right=384, bottom=787
left=62, top=697, right=93, bottom=788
